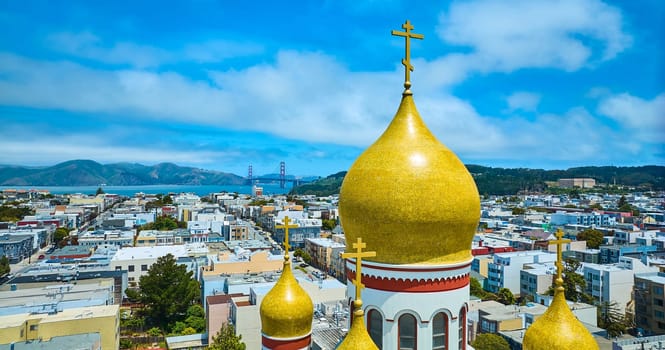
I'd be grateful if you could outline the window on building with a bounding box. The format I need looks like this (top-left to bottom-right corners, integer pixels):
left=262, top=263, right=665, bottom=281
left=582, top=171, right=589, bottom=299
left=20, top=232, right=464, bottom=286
left=368, top=309, right=383, bottom=349
left=115, top=266, right=121, bottom=271
left=432, top=312, right=448, bottom=350
left=141, top=264, right=148, bottom=271
left=29, top=325, right=38, bottom=331
left=128, top=265, right=135, bottom=272
left=398, top=313, right=417, bottom=350
left=459, top=307, right=467, bottom=350
left=654, top=286, right=664, bottom=295
left=656, top=299, right=664, bottom=306
left=655, top=310, right=664, bottom=319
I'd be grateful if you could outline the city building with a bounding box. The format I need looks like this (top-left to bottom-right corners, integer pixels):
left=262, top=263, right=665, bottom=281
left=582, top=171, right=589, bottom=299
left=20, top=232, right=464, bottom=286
left=583, top=256, right=658, bottom=314
left=304, top=237, right=345, bottom=275
left=487, top=251, right=556, bottom=295
left=634, top=272, right=665, bottom=336
left=0, top=304, right=119, bottom=350
left=110, top=245, right=190, bottom=287
left=557, top=178, right=596, bottom=188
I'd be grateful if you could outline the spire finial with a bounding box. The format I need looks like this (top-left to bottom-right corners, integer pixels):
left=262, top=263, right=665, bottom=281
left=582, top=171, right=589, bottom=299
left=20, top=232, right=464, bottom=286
left=342, top=237, right=376, bottom=302
left=549, top=228, right=571, bottom=291
left=391, top=20, right=424, bottom=95
left=275, top=216, right=298, bottom=261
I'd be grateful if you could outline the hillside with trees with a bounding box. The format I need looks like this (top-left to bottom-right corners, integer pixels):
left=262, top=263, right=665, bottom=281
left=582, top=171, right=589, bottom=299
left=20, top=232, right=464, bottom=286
left=290, top=165, right=664, bottom=196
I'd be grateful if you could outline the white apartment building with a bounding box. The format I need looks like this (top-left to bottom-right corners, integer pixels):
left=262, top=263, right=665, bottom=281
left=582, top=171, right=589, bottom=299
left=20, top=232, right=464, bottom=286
left=487, top=251, right=556, bottom=295
left=550, top=211, right=616, bottom=227
left=78, top=230, right=134, bottom=247
left=520, top=262, right=557, bottom=301
left=110, top=245, right=189, bottom=287
left=583, top=256, right=658, bottom=313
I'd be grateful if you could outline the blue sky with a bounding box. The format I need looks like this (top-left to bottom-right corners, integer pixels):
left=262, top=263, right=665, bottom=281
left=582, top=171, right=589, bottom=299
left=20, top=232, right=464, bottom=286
left=0, top=0, right=662, bottom=177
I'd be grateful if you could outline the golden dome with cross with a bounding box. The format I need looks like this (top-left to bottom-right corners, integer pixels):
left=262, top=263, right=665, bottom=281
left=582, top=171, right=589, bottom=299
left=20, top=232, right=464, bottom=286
left=259, top=216, right=314, bottom=338
left=339, top=20, right=480, bottom=265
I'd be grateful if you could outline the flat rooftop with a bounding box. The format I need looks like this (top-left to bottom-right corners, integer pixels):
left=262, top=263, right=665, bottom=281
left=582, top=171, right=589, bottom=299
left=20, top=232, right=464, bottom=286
left=111, top=245, right=188, bottom=260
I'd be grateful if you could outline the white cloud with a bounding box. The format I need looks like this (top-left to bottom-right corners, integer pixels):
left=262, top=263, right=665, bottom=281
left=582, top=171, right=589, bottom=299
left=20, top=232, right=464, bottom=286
left=46, top=32, right=264, bottom=68
left=436, top=0, right=632, bottom=72
left=0, top=48, right=658, bottom=168
left=597, top=93, right=665, bottom=142
left=506, top=92, right=541, bottom=112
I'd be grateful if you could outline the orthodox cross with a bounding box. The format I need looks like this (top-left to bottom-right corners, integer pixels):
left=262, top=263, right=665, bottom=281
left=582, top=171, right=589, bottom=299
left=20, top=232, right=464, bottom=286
left=275, top=216, right=298, bottom=260
left=341, top=237, right=376, bottom=301
left=549, top=229, right=571, bottom=286
left=391, top=20, right=424, bottom=93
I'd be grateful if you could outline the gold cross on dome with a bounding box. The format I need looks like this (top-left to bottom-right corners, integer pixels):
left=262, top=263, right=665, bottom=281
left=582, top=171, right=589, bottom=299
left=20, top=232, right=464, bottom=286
left=275, top=216, right=298, bottom=260
left=391, top=20, right=424, bottom=93
left=341, top=237, right=376, bottom=301
left=549, top=229, right=571, bottom=285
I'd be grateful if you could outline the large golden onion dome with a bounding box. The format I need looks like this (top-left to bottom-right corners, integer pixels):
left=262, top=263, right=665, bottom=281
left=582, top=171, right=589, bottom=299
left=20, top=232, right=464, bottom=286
left=339, top=93, right=480, bottom=265
left=523, top=284, right=599, bottom=349
left=259, top=256, right=313, bottom=338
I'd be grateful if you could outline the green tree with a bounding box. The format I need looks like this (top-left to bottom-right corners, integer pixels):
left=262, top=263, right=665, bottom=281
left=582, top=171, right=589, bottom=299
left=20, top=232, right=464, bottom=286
left=0, top=255, right=10, bottom=276
left=471, top=333, right=510, bottom=350
left=53, top=227, right=71, bottom=247
left=496, top=288, right=516, bottom=305
left=577, top=228, right=604, bottom=249
left=589, top=203, right=603, bottom=210
left=617, top=195, right=628, bottom=208
left=321, top=219, right=337, bottom=231
left=598, top=301, right=628, bottom=337
left=136, top=254, right=200, bottom=331
left=185, top=304, right=206, bottom=333
left=141, top=215, right=182, bottom=231
left=546, top=259, right=593, bottom=304
left=209, top=323, right=246, bottom=350
left=511, top=207, right=526, bottom=215
left=95, top=187, right=105, bottom=196
left=293, top=248, right=311, bottom=264
left=470, top=277, right=488, bottom=299
left=0, top=205, right=35, bottom=222
left=147, top=327, right=162, bottom=337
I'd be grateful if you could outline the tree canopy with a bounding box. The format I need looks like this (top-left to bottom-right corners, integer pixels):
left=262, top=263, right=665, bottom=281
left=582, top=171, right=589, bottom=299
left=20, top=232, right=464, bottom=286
left=577, top=228, right=604, bottom=249
left=546, top=258, right=594, bottom=304
left=598, top=301, right=629, bottom=338
left=472, top=333, right=510, bottom=350
left=141, top=215, right=186, bottom=231
left=134, top=254, right=200, bottom=330
left=0, top=256, right=9, bottom=276
left=209, top=323, right=246, bottom=350
left=0, top=205, right=34, bottom=222
left=54, top=227, right=72, bottom=247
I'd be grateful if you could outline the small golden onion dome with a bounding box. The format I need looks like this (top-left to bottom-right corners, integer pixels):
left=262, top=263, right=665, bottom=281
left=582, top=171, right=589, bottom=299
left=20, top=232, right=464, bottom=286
left=259, top=258, right=314, bottom=338
left=523, top=286, right=599, bottom=350
left=339, top=94, right=480, bottom=264
left=336, top=300, right=379, bottom=350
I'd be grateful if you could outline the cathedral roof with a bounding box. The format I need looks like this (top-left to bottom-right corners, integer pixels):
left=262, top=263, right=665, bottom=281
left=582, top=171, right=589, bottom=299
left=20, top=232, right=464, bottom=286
left=338, top=21, right=480, bottom=265
left=259, top=254, right=313, bottom=339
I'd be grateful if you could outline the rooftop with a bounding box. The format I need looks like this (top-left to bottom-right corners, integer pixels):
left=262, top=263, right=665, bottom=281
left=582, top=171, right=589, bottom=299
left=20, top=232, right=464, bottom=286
left=111, top=245, right=188, bottom=261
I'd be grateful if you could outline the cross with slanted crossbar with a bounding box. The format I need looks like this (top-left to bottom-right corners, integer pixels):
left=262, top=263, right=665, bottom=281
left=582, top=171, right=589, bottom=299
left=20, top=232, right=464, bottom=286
left=275, top=216, right=298, bottom=260
left=341, top=238, right=376, bottom=301
left=391, top=20, right=424, bottom=93
left=549, top=228, right=571, bottom=284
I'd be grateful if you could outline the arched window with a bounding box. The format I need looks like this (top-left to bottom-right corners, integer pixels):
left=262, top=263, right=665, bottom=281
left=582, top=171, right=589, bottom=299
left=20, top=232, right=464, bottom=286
left=398, top=313, right=417, bottom=350
left=458, top=307, right=467, bottom=350
left=367, top=309, right=383, bottom=349
left=432, top=312, right=448, bottom=350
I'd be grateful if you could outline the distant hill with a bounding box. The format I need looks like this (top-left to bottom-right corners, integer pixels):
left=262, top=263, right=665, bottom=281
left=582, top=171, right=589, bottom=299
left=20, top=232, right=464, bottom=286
left=0, top=160, right=246, bottom=186
left=290, top=165, right=665, bottom=196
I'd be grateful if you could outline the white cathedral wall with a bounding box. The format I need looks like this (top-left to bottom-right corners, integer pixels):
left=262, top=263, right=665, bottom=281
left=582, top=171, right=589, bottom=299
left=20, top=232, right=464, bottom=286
left=348, top=274, right=470, bottom=349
